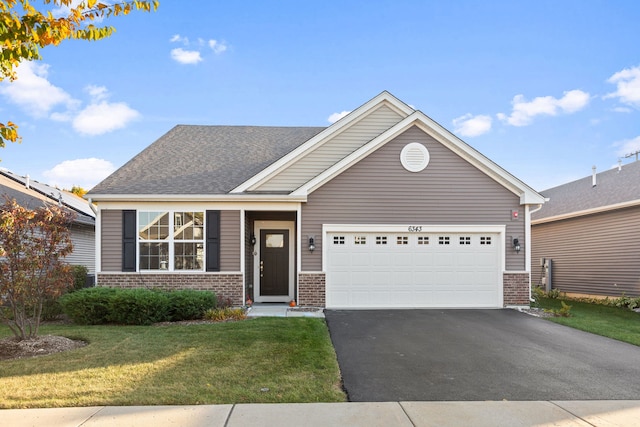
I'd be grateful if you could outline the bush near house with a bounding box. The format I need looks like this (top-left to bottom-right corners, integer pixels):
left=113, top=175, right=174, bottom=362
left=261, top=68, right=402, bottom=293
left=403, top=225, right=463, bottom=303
left=59, top=288, right=217, bottom=325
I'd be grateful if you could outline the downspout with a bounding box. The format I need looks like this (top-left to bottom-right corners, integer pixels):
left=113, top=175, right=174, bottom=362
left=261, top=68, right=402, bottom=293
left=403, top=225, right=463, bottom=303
left=87, top=198, right=98, bottom=215
left=527, top=202, right=546, bottom=302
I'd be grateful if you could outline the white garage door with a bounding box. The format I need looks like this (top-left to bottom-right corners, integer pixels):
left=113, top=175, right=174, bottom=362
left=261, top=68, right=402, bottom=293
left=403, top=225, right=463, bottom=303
left=326, top=231, right=502, bottom=308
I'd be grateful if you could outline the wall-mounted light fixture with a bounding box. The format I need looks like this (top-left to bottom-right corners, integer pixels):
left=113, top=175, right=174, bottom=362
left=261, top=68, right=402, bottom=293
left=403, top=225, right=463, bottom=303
left=308, top=236, right=316, bottom=253
left=250, top=233, right=256, bottom=246
left=512, top=237, right=521, bottom=253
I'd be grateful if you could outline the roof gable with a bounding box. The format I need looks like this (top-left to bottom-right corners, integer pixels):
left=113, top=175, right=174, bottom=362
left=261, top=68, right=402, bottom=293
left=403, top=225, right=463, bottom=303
left=231, top=91, right=414, bottom=193
left=292, top=110, right=545, bottom=205
left=532, top=161, right=640, bottom=223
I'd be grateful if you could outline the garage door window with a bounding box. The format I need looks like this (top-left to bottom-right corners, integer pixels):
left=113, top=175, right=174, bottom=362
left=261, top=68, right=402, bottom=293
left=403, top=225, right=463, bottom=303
left=376, top=236, right=388, bottom=245
left=439, top=236, right=450, bottom=245
left=460, top=236, right=471, bottom=245
left=418, top=236, right=429, bottom=245
left=333, top=236, right=345, bottom=245
left=480, top=236, right=492, bottom=245
left=354, top=236, right=367, bottom=245
left=397, top=236, right=409, bottom=245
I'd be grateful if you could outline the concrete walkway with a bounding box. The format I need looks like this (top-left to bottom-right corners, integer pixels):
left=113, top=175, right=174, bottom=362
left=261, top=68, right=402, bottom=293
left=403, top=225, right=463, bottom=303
left=3, top=401, right=640, bottom=426
left=246, top=303, right=325, bottom=318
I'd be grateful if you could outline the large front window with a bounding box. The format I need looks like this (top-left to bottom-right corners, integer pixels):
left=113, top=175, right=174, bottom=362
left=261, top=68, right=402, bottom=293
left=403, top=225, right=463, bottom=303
left=138, top=211, right=204, bottom=271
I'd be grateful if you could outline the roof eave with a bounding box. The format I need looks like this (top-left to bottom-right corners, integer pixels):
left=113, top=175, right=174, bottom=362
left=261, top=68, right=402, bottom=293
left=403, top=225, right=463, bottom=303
left=87, top=193, right=308, bottom=203
left=532, top=198, right=640, bottom=225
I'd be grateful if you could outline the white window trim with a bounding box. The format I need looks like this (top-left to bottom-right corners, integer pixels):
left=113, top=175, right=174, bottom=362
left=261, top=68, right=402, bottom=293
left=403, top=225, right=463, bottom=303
left=138, top=210, right=205, bottom=272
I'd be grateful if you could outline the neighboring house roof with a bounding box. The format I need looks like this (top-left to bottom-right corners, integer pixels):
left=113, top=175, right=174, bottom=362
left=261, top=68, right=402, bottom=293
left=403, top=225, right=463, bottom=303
left=532, top=160, right=640, bottom=223
left=88, top=125, right=325, bottom=196
left=87, top=91, right=545, bottom=206
left=0, top=169, right=95, bottom=226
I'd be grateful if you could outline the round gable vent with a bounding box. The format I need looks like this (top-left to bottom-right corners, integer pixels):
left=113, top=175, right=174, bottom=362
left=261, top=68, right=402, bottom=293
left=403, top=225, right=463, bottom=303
left=400, top=142, right=430, bottom=172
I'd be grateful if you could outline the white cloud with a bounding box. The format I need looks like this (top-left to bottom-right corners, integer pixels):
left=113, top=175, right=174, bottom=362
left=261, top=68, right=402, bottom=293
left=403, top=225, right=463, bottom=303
left=43, top=158, right=116, bottom=190
left=208, top=39, right=228, bottom=54
left=0, top=62, right=78, bottom=117
left=612, top=106, right=633, bottom=113
left=498, top=89, right=590, bottom=126
left=73, top=101, right=140, bottom=136
left=170, top=34, right=189, bottom=44
left=328, top=111, right=351, bottom=123
left=170, top=48, right=203, bottom=64
left=614, top=136, right=640, bottom=158
left=605, top=65, right=640, bottom=108
left=86, top=84, right=109, bottom=102
left=452, top=114, right=492, bottom=137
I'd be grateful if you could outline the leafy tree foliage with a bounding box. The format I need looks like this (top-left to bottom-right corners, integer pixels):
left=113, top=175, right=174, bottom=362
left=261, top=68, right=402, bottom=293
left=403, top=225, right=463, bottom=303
left=0, top=197, right=75, bottom=339
left=0, top=0, right=159, bottom=147
left=69, top=185, right=87, bottom=197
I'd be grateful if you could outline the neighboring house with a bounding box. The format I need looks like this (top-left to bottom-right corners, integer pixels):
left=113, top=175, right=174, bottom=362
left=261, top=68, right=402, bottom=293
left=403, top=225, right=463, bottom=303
left=87, top=92, right=545, bottom=309
left=531, top=161, right=640, bottom=298
left=0, top=169, right=96, bottom=278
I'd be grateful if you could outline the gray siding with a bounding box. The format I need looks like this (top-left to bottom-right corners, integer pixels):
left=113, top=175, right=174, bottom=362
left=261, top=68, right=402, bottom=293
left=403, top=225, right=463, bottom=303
left=301, top=125, right=524, bottom=271
left=255, top=105, right=405, bottom=192
left=531, top=206, right=640, bottom=297
left=220, top=210, right=241, bottom=271
left=66, top=224, right=95, bottom=274
left=101, top=210, right=122, bottom=272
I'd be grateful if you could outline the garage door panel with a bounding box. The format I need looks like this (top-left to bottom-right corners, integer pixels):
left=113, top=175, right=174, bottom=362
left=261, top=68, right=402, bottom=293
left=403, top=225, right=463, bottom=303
left=326, top=231, right=502, bottom=308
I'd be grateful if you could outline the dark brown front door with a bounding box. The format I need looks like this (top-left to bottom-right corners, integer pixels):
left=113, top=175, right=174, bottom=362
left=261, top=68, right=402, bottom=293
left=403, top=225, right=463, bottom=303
left=260, top=229, right=289, bottom=296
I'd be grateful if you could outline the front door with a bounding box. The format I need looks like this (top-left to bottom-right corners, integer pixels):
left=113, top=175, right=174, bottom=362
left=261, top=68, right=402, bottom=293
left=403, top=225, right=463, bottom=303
left=259, top=229, right=290, bottom=297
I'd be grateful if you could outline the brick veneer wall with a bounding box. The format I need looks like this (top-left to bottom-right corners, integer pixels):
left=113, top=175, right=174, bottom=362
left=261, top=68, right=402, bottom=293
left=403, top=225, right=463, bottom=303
left=97, top=273, right=244, bottom=306
left=503, top=272, right=530, bottom=306
left=298, top=272, right=325, bottom=307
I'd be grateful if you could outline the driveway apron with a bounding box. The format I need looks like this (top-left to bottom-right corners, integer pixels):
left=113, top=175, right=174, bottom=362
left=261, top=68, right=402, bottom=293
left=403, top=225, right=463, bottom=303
left=325, top=309, right=640, bottom=402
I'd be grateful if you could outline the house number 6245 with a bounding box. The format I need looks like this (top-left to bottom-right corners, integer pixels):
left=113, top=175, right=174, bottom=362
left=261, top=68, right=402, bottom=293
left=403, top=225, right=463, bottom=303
left=408, top=226, right=422, bottom=232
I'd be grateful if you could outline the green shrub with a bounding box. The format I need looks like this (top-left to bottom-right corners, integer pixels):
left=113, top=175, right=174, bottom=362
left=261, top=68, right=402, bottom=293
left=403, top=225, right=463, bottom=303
left=167, top=290, right=217, bottom=321
left=107, top=289, right=170, bottom=325
left=71, top=265, right=89, bottom=291
left=59, top=287, right=119, bottom=325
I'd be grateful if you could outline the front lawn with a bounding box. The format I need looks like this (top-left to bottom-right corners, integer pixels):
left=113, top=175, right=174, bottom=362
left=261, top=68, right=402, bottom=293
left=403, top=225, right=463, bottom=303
left=0, top=318, right=346, bottom=408
left=535, top=298, right=640, bottom=346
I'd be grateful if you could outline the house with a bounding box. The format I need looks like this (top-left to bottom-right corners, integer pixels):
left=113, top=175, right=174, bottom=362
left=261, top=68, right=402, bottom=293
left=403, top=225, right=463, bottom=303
left=531, top=161, right=640, bottom=298
left=87, top=92, right=545, bottom=309
left=0, top=169, right=96, bottom=279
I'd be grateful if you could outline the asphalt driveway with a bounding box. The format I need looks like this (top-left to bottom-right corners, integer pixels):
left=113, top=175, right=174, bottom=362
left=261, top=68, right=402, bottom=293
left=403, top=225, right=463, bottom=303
left=325, top=309, right=640, bottom=402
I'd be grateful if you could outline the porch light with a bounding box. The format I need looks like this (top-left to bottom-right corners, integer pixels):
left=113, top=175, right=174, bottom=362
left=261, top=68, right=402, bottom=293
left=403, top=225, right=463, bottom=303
left=513, top=237, right=521, bottom=253
left=250, top=233, right=256, bottom=246
left=308, top=236, right=315, bottom=253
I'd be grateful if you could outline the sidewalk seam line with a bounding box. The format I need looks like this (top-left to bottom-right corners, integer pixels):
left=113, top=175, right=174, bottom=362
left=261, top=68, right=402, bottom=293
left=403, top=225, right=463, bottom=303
left=224, top=404, right=237, bottom=427
left=397, top=402, right=417, bottom=427
left=78, top=406, right=107, bottom=427
left=549, top=401, right=597, bottom=427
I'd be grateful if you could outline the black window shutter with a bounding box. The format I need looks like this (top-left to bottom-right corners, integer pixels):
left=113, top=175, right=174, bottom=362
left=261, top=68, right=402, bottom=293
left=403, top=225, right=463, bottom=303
left=122, top=210, right=137, bottom=272
left=206, top=210, right=221, bottom=272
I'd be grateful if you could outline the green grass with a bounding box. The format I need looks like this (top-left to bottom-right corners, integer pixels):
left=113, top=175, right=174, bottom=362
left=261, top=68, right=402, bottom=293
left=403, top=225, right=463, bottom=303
left=0, top=318, right=346, bottom=408
left=535, top=297, right=640, bottom=346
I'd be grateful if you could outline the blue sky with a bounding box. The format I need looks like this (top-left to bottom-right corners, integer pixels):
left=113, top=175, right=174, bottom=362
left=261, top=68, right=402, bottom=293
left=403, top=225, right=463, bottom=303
left=1, top=0, right=639, bottom=192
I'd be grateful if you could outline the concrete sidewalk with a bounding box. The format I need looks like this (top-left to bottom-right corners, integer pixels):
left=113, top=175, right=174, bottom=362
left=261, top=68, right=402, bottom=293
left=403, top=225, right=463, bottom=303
left=3, top=401, right=640, bottom=427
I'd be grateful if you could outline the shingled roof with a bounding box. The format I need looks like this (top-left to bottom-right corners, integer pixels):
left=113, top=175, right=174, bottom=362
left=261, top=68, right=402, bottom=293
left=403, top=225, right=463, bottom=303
left=88, top=125, right=326, bottom=195
left=532, top=160, right=640, bottom=221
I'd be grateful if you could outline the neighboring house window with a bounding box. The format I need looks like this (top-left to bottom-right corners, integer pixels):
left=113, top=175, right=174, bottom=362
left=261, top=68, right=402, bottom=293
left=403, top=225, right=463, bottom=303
left=138, top=211, right=204, bottom=271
